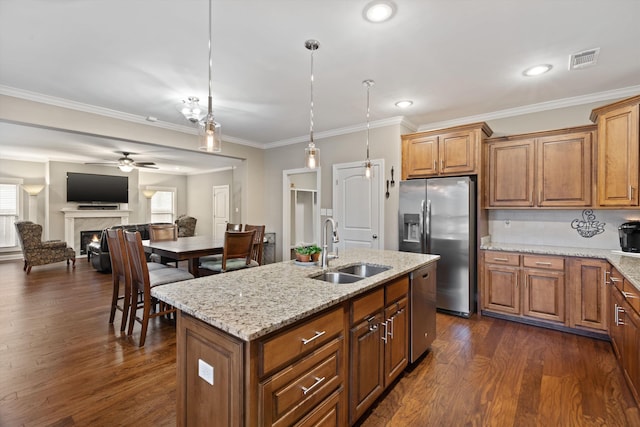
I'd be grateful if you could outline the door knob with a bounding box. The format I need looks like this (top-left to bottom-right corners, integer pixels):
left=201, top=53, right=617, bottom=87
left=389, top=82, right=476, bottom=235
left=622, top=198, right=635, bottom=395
left=372, top=234, right=378, bottom=239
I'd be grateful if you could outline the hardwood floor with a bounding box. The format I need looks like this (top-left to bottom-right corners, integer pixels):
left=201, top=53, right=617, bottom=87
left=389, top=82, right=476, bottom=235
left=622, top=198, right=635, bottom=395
left=0, top=259, right=638, bottom=426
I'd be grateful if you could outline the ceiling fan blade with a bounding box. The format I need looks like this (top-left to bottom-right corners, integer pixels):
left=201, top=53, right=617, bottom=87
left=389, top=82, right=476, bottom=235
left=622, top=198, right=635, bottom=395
left=133, top=161, right=156, bottom=166
left=84, top=162, right=118, bottom=166
left=136, top=164, right=159, bottom=169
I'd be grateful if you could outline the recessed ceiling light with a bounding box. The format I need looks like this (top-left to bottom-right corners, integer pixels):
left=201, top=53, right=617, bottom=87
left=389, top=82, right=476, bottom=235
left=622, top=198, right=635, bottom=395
left=363, top=1, right=396, bottom=23
left=523, top=64, right=553, bottom=77
left=395, top=100, right=413, bottom=108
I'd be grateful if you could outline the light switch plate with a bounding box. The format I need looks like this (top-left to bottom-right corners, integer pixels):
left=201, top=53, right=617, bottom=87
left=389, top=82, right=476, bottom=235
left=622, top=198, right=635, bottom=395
left=198, top=359, right=214, bottom=385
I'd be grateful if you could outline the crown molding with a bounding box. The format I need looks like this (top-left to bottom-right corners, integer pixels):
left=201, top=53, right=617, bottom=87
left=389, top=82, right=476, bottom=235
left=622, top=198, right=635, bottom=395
left=416, top=85, right=640, bottom=132
left=265, top=116, right=409, bottom=149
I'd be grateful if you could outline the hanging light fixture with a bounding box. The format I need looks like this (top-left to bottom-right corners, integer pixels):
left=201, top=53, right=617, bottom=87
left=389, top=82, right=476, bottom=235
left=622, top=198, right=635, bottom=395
left=198, top=0, right=222, bottom=152
left=363, top=79, right=375, bottom=179
left=304, top=39, right=320, bottom=169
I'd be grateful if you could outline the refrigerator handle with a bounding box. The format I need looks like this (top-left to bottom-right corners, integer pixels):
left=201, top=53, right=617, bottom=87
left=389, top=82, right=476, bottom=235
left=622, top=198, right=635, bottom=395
left=425, top=199, right=431, bottom=253
left=419, top=200, right=426, bottom=253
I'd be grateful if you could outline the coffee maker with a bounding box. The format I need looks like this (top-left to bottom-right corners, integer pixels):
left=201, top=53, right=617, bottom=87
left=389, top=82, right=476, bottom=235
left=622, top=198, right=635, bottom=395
left=619, top=221, right=640, bottom=253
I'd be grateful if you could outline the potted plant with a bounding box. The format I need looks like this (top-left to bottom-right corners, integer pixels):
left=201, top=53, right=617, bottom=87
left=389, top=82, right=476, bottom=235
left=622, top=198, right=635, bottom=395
left=295, top=245, right=311, bottom=262
left=308, top=245, right=322, bottom=262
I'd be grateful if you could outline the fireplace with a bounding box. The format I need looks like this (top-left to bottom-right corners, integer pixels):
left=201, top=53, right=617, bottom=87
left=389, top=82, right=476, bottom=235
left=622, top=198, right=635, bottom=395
left=80, top=230, right=102, bottom=255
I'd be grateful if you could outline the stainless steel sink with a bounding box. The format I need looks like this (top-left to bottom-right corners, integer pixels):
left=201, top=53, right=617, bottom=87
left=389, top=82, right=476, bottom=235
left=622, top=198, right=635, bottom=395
left=311, top=271, right=363, bottom=284
left=337, top=263, right=391, bottom=277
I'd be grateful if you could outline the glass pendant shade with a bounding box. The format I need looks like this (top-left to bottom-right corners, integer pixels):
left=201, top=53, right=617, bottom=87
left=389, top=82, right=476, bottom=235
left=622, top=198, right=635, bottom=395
left=305, top=143, right=319, bottom=169
left=364, top=160, right=372, bottom=178
left=199, top=108, right=222, bottom=152
left=118, top=164, right=134, bottom=172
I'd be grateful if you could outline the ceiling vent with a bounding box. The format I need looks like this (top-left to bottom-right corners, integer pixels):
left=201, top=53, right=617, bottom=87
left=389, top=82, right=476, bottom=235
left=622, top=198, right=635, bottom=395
left=569, top=48, right=600, bottom=70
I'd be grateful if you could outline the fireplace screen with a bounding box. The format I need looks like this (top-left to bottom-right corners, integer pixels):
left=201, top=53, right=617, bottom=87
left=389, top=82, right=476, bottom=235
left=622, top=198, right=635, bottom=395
left=80, top=230, right=102, bottom=255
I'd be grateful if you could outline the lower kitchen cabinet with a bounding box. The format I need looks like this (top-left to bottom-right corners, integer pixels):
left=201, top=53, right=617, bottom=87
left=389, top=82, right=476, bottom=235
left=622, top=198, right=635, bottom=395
left=568, top=258, right=609, bottom=332
left=349, top=277, right=409, bottom=425
left=482, top=251, right=521, bottom=315
left=521, top=255, right=565, bottom=323
left=609, top=274, right=640, bottom=405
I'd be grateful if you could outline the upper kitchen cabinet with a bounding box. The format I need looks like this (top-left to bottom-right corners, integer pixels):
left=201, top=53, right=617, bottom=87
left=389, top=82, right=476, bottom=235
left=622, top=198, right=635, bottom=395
left=485, top=126, right=595, bottom=208
left=401, top=122, right=493, bottom=180
left=590, top=95, right=640, bottom=207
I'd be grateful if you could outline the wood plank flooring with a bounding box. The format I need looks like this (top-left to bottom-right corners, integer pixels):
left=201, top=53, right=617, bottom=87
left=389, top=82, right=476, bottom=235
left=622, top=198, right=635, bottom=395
left=0, top=259, right=638, bottom=426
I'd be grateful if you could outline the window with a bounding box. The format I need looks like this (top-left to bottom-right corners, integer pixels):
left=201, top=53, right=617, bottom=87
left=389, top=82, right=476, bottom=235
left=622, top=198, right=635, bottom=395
left=150, top=188, right=176, bottom=223
left=0, top=181, right=21, bottom=249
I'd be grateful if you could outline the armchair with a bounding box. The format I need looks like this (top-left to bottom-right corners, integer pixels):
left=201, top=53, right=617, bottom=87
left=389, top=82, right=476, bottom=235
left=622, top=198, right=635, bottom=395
left=175, top=215, right=197, bottom=237
left=15, top=221, right=76, bottom=274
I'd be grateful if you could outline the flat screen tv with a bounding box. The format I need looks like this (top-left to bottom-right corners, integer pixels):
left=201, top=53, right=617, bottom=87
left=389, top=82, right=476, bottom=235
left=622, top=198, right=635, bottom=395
left=66, top=172, right=129, bottom=203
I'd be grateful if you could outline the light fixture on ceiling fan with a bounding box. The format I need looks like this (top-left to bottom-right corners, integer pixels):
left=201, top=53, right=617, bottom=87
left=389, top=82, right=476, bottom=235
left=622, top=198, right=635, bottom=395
left=362, top=79, right=375, bottom=179
left=85, top=152, right=158, bottom=172
left=198, top=0, right=222, bottom=152
left=304, top=39, right=320, bottom=169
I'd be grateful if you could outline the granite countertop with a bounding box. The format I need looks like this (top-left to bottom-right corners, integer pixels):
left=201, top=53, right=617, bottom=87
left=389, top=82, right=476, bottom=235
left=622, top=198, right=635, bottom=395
left=151, top=248, right=439, bottom=341
left=480, top=242, right=640, bottom=291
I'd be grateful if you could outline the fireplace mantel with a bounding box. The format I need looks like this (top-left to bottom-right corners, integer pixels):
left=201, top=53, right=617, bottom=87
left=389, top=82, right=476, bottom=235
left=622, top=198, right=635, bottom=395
left=61, top=209, right=131, bottom=255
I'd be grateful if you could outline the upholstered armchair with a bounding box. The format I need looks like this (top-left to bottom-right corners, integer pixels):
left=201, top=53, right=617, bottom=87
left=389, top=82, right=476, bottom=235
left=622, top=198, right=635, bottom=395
left=14, top=221, right=76, bottom=274
left=175, top=215, right=197, bottom=237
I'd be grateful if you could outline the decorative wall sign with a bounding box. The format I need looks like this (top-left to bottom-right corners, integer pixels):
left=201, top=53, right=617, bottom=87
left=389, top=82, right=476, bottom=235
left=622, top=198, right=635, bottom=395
left=571, top=209, right=605, bottom=238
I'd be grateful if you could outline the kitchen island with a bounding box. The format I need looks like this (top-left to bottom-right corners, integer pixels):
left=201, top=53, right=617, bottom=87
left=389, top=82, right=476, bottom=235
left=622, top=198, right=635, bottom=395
left=152, top=248, right=439, bottom=426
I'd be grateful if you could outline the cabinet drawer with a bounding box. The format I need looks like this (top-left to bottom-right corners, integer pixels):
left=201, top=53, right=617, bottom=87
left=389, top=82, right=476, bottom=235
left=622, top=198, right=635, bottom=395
left=386, top=275, right=409, bottom=304
left=261, top=337, right=344, bottom=427
left=623, top=279, right=640, bottom=315
left=261, top=307, right=344, bottom=376
left=351, top=288, right=384, bottom=325
left=484, top=251, right=520, bottom=266
left=293, top=387, right=344, bottom=427
left=523, top=255, right=564, bottom=270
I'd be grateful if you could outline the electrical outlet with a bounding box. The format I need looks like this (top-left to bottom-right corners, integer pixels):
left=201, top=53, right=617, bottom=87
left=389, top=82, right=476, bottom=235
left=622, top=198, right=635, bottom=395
left=504, top=219, right=511, bottom=229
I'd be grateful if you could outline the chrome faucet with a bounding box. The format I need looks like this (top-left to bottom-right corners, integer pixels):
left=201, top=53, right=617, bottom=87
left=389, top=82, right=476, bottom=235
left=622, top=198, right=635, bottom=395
left=321, top=217, right=340, bottom=269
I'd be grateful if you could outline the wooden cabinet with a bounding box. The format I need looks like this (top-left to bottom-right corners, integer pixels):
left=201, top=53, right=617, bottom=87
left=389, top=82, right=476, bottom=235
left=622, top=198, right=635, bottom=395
left=485, top=126, right=594, bottom=208
left=522, top=255, right=565, bottom=323
left=568, top=258, right=608, bottom=332
left=401, top=122, right=493, bottom=179
left=482, top=251, right=521, bottom=315
left=590, top=95, right=640, bottom=207
left=348, top=277, right=409, bottom=425
left=609, top=269, right=640, bottom=405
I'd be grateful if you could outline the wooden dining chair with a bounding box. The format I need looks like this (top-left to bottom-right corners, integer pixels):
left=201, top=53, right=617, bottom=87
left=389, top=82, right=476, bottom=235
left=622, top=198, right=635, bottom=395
left=198, top=223, right=244, bottom=266
left=226, top=223, right=242, bottom=231
left=244, top=224, right=265, bottom=266
left=199, top=230, right=255, bottom=274
left=123, top=230, right=195, bottom=346
left=149, top=223, right=178, bottom=266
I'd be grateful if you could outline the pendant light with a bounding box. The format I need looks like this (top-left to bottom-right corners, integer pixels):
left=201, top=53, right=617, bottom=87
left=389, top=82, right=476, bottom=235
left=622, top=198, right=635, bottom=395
left=363, top=79, right=375, bottom=179
left=198, top=0, right=222, bottom=152
left=304, top=40, right=320, bottom=169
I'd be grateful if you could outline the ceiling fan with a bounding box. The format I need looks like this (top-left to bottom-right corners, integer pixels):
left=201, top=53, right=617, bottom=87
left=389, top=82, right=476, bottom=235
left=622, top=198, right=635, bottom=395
left=85, top=151, right=158, bottom=172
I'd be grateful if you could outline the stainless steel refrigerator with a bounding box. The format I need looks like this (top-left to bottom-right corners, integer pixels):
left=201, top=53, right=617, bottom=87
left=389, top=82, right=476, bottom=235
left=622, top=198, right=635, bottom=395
left=399, top=176, right=476, bottom=317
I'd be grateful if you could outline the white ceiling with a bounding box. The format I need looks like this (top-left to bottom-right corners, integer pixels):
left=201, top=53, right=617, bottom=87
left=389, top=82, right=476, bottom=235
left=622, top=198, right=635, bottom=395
left=1, top=0, right=640, bottom=171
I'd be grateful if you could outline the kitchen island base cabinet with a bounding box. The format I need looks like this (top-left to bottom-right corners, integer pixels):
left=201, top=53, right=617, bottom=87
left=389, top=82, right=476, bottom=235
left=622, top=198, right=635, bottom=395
left=177, top=312, right=244, bottom=427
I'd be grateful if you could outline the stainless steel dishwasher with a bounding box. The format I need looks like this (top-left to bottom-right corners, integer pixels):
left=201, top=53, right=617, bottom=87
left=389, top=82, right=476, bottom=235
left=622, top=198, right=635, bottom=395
left=409, top=262, right=437, bottom=363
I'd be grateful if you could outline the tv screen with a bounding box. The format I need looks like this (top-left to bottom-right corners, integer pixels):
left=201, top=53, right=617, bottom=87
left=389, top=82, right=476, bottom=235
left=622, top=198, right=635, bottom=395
left=66, top=172, right=129, bottom=203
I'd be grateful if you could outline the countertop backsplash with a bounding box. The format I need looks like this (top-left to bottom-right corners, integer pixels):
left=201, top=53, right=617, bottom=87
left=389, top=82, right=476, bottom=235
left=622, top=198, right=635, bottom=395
left=488, top=209, right=639, bottom=250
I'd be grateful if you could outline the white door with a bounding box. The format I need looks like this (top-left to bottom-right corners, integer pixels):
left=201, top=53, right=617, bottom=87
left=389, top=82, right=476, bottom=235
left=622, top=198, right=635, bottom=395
left=333, top=160, right=384, bottom=251
left=212, top=185, right=230, bottom=240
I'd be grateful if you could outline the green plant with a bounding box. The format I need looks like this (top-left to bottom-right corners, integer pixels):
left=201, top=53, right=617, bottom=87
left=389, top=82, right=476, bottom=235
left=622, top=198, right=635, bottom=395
left=307, top=245, right=322, bottom=254
left=295, top=246, right=311, bottom=255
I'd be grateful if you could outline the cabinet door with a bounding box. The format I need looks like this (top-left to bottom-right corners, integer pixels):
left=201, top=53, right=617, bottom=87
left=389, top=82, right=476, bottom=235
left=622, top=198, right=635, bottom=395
left=610, top=286, right=625, bottom=360
left=439, top=130, right=476, bottom=175
left=487, top=139, right=535, bottom=207
left=537, top=132, right=592, bottom=207
left=349, top=312, right=384, bottom=424
left=483, top=264, right=521, bottom=315
left=522, top=268, right=565, bottom=323
left=402, top=134, right=438, bottom=179
left=597, top=103, right=639, bottom=206
left=568, top=258, right=608, bottom=331
left=384, top=297, right=408, bottom=385
left=623, top=305, right=640, bottom=403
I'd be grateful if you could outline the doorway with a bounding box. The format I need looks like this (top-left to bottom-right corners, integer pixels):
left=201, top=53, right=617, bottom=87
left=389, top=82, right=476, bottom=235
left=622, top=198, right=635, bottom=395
left=332, top=159, right=384, bottom=251
left=212, top=185, right=229, bottom=240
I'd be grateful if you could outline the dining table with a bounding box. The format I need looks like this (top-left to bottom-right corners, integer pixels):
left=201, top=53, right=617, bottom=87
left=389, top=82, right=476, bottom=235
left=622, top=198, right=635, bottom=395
left=142, top=235, right=225, bottom=277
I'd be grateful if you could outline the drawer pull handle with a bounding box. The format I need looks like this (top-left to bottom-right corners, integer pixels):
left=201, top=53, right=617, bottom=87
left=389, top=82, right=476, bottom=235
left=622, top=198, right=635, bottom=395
left=301, top=376, right=326, bottom=395
left=610, top=277, right=622, bottom=283
left=301, top=330, right=326, bottom=345
left=381, top=321, right=388, bottom=344
left=388, top=316, right=395, bottom=339
left=535, top=262, right=552, bottom=266
left=617, top=306, right=626, bottom=326
left=622, top=291, right=637, bottom=299
left=493, top=258, right=509, bottom=262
